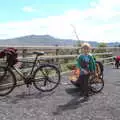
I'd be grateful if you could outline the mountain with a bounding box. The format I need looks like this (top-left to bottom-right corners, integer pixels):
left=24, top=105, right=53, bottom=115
left=0, top=35, right=77, bottom=46
left=0, top=35, right=118, bottom=47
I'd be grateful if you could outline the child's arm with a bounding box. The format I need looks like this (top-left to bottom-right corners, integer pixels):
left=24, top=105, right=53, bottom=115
left=89, top=55, right=96, bottom=72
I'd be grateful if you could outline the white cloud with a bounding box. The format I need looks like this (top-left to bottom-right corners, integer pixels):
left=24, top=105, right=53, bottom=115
left=22, top=6, right=37, bottom=12
left=0, top=0, right=120, bottom=43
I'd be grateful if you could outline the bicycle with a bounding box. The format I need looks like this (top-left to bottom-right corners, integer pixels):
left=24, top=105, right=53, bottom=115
left=0, top=51, right=61, bottom=96
left=68, top=64, right=104, bottom=93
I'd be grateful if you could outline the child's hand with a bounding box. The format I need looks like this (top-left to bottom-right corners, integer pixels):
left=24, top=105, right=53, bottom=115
left=83, top=69, right=89, bottom=75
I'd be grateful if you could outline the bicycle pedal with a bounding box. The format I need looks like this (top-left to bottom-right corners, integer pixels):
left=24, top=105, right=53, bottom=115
left=27, top=85, right=31, bottom=95
left=30, top=82, right=32, bottom=85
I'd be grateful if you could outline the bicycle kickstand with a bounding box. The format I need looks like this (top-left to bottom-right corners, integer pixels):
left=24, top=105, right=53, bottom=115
left=26, top=84, right=31, bottom=96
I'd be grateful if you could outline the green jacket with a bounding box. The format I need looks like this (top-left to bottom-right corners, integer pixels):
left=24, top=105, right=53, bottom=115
left=76, top=54, right=96, bottom=72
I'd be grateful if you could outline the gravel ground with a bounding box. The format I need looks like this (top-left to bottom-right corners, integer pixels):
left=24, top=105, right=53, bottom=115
left=0, top=65, right=120, bottom=120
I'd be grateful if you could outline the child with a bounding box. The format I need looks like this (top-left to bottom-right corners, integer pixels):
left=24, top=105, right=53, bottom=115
left=75, top=43, right=96, bottom=99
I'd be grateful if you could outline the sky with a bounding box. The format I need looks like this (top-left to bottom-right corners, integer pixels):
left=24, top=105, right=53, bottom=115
left=0, top=0, right=120, bottom=42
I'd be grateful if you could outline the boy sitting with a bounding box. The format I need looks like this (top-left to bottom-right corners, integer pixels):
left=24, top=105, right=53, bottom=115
left=71, top=43, right=96, bottom=99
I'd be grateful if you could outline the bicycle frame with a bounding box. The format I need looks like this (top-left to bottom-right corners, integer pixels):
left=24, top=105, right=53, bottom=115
left=11, top=54, right=39, bottom=81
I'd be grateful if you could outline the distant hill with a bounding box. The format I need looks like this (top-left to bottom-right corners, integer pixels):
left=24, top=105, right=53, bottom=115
left=0, top=35, right=76, bottom=46
left=0, top=35, right=119, bottom=47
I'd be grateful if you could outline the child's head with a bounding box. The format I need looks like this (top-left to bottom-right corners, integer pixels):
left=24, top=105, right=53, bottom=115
left=81, top=42, right=91, bottom=54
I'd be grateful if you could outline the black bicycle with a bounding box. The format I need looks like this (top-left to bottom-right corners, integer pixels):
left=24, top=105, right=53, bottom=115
left=0, top=51, right=61, bottom=96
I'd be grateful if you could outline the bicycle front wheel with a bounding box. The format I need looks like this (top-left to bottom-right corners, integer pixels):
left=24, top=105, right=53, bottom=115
left=89, top=75, right=104, bottom=93
left=0, top=66, right=16, bottom=96
left=33, top=64, right=61, bottom=92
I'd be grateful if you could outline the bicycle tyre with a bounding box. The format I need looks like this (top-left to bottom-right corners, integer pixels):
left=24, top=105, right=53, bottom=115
left=96, top=61, right=104, bottom=79
left=89, top=76, right=104, bottom=93
left=33, top=64, right=61, bottom=92
left=0, top=66, right=16, bottom=96
left=96, top=61, right=104, bottom=75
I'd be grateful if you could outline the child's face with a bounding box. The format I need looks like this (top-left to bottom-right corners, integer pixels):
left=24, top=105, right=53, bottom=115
left=82, top=47, right=90, bottom=54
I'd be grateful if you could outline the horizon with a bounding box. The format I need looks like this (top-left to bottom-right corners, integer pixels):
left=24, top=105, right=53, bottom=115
left=0, top=0, right=120, bottom=43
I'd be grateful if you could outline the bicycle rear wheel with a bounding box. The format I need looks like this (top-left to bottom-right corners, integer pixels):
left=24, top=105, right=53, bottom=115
left=89, top=75, right=104, bottom=93
left=0, top=66, right=16, bottom=96
left=33, top=64, right=61, bottom=92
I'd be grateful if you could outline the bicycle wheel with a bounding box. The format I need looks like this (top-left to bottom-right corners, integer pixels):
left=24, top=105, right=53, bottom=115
left=89, top=75, right=104, bottom=93
left=0, top=66, right=16, bottom=96
left=33, top=64, right=61, bottom=92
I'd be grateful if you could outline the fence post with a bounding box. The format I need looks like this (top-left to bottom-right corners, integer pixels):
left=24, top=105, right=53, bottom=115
left=22, top=48, right=27, bottom=69
left=76, top=48, right=80, bottom=54
left=55, top=45, right=59, bottom=63
left=22, top=48, right=27, bottom=58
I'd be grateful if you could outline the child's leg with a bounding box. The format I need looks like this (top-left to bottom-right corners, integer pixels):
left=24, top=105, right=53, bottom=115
left=82, top=74, right=89, bottom=97
left=71, top=75, right=83, bottom=89
left=71, top=80, right=81, bottom=87
left=115, top=60, right=119, bottom=68
left=77, top=75, right=84, bottom=93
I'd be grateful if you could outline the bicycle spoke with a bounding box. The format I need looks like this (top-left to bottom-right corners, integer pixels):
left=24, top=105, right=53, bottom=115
left=89, top=76, right=104, bottom=93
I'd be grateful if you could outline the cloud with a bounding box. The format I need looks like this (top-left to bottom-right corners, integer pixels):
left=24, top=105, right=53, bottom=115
left=0, top=0, right=120, bottom=43
left=22, top=6, right=37, bottom=12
